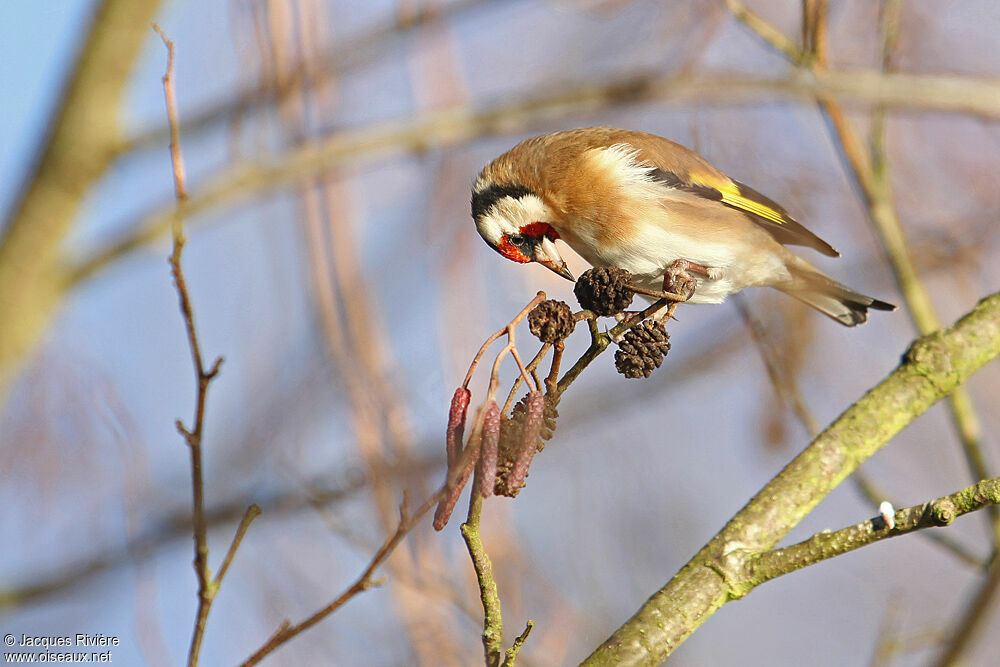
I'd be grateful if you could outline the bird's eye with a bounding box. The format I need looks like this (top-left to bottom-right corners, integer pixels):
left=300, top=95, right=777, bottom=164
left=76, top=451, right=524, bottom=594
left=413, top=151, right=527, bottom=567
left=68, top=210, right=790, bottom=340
left=509, top=234, right=525, bottom=246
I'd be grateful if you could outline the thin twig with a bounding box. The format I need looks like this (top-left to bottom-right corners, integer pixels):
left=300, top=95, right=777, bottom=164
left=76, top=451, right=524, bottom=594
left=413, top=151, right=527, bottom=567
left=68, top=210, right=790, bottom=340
left=154, top=26, right=259, bottom=667
left=502, top=620, right=534, bottom=667
left=464, top=292, right=546, bottom=389
left=503, top=343, right=551, bottom=415
left=213, top=504, right=261, bottom=586
left=853, top=470, right=985, bottom=570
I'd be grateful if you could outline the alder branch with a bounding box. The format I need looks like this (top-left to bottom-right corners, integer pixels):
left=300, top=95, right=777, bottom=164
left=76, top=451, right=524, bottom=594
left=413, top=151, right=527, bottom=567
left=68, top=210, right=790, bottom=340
left=449, top=284, right=678, bottom=665
left=584, top=290, right=1000, bottom=666
left=736, top=299, right=987, bottom=569
left=722, top=477, right=1000, bottom=593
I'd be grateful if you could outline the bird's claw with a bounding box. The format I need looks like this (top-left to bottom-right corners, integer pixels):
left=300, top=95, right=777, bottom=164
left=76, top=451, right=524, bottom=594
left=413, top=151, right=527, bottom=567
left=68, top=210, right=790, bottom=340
left=662, top=258, right=708, bottom=300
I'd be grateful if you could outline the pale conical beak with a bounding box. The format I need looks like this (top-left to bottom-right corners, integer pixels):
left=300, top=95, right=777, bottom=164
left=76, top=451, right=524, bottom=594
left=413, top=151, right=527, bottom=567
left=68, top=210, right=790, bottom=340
left=535, top=236, right=574, bottom=281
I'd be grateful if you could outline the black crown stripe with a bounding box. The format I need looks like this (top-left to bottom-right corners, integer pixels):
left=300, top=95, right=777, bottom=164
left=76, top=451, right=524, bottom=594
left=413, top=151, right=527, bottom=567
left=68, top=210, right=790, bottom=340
left=471, top=183, right=536, bottom=220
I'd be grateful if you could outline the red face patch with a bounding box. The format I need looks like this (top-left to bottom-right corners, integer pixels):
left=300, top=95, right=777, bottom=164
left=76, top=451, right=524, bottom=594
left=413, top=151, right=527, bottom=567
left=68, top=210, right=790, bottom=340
left=496, top=223, right=558, bottom=264
left=520, top=222, right=559, bottom=240
left=497, top=237, right=531, bottom=263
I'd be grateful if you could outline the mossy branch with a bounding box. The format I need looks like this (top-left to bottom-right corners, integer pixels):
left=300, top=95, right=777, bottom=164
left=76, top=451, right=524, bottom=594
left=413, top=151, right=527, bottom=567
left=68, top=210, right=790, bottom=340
left=726, top=477, right=1000, bottom=595
left=584, top=290, right=1000, bottom=666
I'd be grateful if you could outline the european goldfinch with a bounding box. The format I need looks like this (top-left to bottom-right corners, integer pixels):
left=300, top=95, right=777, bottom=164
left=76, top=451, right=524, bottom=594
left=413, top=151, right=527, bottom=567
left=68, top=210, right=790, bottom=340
left=472, top=127, right=895, bottom=326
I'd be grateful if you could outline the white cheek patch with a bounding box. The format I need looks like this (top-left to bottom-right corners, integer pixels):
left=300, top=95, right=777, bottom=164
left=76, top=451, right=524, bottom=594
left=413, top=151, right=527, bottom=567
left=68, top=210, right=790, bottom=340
left=476, top=194, right=549, bottom=244
left=476, top=214, right=507, bottom=246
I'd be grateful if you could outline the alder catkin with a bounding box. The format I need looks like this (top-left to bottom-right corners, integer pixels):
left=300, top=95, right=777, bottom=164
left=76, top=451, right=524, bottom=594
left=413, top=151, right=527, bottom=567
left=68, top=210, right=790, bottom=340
left=504, top=391, right=545, bottom=493
left=478, top=401, right=501, bottom=498
left=446, top=387, right=471, bottom=468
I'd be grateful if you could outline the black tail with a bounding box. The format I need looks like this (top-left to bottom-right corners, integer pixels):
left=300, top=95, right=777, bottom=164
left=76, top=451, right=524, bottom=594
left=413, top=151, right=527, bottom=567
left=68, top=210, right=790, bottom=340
left=782, top=259, right=896, bottom=327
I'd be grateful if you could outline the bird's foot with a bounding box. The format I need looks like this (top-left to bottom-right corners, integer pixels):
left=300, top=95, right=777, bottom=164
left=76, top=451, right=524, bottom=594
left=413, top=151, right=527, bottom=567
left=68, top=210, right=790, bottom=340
left=661, top=258, right=709, bottom=299
left=653, top=259, right=709, bottom=323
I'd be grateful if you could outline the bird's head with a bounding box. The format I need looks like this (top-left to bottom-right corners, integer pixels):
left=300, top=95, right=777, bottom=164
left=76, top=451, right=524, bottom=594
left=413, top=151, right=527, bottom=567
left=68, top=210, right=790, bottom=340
left=471, top=180, right=573, bottom=281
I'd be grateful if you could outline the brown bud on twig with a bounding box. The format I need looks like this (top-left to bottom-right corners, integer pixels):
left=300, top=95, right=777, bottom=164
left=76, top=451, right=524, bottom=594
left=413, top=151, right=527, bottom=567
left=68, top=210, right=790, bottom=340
left=446, top=387, right=471, bottom=468
left=478, top=402, right=501, bottom=498
left=504, top=391, right=545, bottom=494
left=574, top=267, right=635, bottom=316
left=528, top=299, right=576, bottom=344
left=614, top=320, right=671, bottom=379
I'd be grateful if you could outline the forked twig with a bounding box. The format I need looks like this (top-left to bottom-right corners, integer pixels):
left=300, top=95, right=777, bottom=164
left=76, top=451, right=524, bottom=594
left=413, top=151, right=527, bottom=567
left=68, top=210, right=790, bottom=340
left=153, top=25, right=259, bottom=667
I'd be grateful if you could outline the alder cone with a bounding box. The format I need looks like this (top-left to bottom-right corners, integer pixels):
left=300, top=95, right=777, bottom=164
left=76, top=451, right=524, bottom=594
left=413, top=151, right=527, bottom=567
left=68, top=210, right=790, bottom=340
left=574, top=267, right=635, bottom=316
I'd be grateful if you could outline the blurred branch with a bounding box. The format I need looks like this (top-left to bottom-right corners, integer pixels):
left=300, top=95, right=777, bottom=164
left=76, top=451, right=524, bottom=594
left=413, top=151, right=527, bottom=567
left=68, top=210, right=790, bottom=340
left=815, top=0, right=1000, bottom=550
left=726, top=8, right=1000, bottom=663
left=932, top=555, right=1000, bottom=667
left=281, top=0, right=462, bottom=651
left=0, top=455, right=440, bottom=612
left=722, top=0, right=799, bottom=60
left=153, top=26, right=256, bottom=667
left=240, top=491, right=445, bottom=666
left=66, top=66, right=1000, bottom=289
left=584, top=290, right=1000, bottom=665
left=0, top=0, right=162, bottom=399
left=123, top=0, right=502, bottom=154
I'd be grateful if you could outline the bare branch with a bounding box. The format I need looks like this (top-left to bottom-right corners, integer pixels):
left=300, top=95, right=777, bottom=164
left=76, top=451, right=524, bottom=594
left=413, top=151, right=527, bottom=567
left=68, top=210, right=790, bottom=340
left=154, top=26, right=255, bottom=667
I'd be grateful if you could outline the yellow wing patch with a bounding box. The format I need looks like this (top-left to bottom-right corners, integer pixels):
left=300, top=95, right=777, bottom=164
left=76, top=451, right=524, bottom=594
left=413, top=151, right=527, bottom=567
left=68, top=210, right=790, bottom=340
left=719, top=189, right=786, bottom=225
left=689, top=171, right=787, bottom=226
